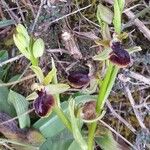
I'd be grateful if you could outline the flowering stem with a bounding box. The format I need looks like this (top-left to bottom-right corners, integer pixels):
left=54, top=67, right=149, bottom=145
left=88, top=64, right=119, bottom=150
left=53, top=106, right=72, bottom=132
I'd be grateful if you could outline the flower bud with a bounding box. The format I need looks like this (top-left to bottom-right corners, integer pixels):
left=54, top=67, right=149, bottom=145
left=81, top=101, right=96, bottom=120
left=68, top=72, right=90, bottom=88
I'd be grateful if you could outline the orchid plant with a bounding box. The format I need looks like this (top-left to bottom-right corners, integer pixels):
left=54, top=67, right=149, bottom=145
left=12, top=0, right=141, bottom=149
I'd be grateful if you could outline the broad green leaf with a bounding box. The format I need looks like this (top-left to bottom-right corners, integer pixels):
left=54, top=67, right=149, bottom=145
left=16, top=24, right=30, bottom=42
left=8, top=74, right=21, bottom=82
left=40, top=138, right=73, bottom=150
left=0, top=50, right=8, bottom=62
left=0, top=81, right=16, bottom=116
left=33, top=95, right=97, bottom=138
left=43, top=67, right=56, bottom=85
left=95, top=129, right=119, bottom=150
left=0, top=19, right=15, bottom=28
left=13, top=34, right=30, bottom=59
left=45, top=84, right=70, bottom=95
left=93, top=48, right=112, bottom=61
left=97, top=4, right=113, bottom=25
left=30, top=66, right=44, bottom=83
left=8, top=90, right=30, bottom=128
left=16, top=33, right=29, bottom=49
left=40, top=131, right=73, bottom=150
left=69, top=99, right=88, bottom=150
left=0, top=50, right=9, bottom=79
left=68, top=140, right=82, bottom=150
left=32, top=38, right=45, bottom=58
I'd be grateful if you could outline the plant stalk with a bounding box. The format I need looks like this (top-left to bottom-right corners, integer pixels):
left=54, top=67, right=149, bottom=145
left=53, top=106, right=72, bottom=132
left=88, top=64, right=119, bottom=150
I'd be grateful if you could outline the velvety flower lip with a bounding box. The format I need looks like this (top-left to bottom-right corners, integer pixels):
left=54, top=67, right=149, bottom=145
left=109, top=41, right=131, bottom=67
left=68, top=71, right=90, bottom=88
left=33, top=90, right=55, bottom=117
left=111, top=41, right=124, bottom=53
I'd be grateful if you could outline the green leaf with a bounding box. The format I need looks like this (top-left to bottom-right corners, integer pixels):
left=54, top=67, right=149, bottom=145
left=30, top=66, right=44, bottom=83
left=0, top=19, right=15, bottom=28
left=16, top=33, right=29, bottom=49
left=43, top=67, right=57, bottom=85
left=68, top=140, right=82, bottom=150
left=0, top=50, right=9, bottom=79
left=32, top=38, right=45, bottom=58
left=69, top=99, right=88, bottom=150
left=8, top=74, right=21, bottom=82
left=97, top=4, right=113, bottom=25
left=8, top=90, right=30, bottom=129
left=0, top=81, right=16, bottom=116
left=0, top=50, right=8, bottom=62
left=40, top=138, right=73, bottom=150
left=95, top=129, right=119, bottom=150
left=51, top=58, right=58, bottom=84
left=13, top=34, right=30, bottom=59
left=101, top=23, right=111, bottom=40
left=45, top=84, right=70, bottom=95
left=93, top=48, right=112, bottom=61
left=40, top=130, right=73, bottom=150
left=16, top=24, right=30, bottom=43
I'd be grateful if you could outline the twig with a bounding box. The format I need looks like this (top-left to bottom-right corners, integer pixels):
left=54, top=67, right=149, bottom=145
left=0, top=54, right=24, bottom=67
left=124, top=86, right=147, bottom=129
left=46, top=48, right=69, bottom=54
left=99, top=120, right=136, bottom=149
left=124, top=69, right=150, bottom=85
left=2, top=143, right=14, bottom=150
left=43, top=4, right=92, bottom=31
left=123, top=7, right=150, bottom=27
left=124, top=9, right=150, bottom=41
left=0, top=74, right=36, bottom=87
left=106, top=100, right=136, bottom=133
left=1, top=0, right=20, bottom=24
left=31, top=0, right=46, bottom=32
left=15, top=0, right=25, bottom=22
left=10, top=62, right=31, bottom=89
left=0, top=109, right=34, bottom=125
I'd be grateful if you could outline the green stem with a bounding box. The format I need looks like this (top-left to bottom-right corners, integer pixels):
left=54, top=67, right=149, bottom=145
left=30, top=56, right=38, bottom=66
left=53, top=106, right=72, bottom=132
left=100, top=66, right=119, bottom=110
left=88, top=64, right=119, bottom=150
left=96, top=63, right=113, bottom=113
